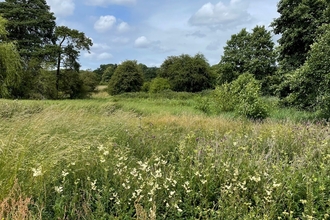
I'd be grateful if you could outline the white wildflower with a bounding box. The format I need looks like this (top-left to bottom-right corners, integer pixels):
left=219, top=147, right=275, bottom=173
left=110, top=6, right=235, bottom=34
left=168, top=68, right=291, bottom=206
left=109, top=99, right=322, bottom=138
left=62, top=170, right=69, bottom=177
left=32, top=166, right=42, bottom=177
left=55, top=186, right=63, bottom=193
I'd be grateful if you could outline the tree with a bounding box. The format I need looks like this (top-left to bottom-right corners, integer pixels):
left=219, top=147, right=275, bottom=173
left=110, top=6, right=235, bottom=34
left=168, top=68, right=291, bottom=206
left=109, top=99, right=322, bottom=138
left=149, top=78, right=171, bottom=93
left=217, top=26, right=276, bottom=94
left=143, top=67, right=159, bottom=82
left=0, top=0, right=56, bottom=61
left=53, top=26, right=93, bottom=98
left=107, top=60, right=144, bottom=95
left=101, top=64, right=117, bottom=83
left=94, top=64, right=113, bottom=82
left=0, top=15, right=22, bottom=98
left=159, top=53, right=214, bottom=92
left=282, top=24, right=330, bottom=117
left=271, top=0, right=329, bottom=72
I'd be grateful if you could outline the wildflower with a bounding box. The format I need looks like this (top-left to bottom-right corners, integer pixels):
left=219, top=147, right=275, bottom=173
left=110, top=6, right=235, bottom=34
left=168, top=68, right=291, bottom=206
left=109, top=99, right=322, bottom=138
left=97, top=145, right=105, bottom=151
left=201, top=179, right=207, bottom=184
left=300, top=199, right=307, bottom=204
left=32, top=166, right=42, bottom=177
left=250, top=176, right=261, bottom=182
left=155, top=169, right=162, bottom=178
left=55, top=186, right=63, bottom=193
left=103, top=150, right=109, bottom=156
left=100, top=156, right=106, bottom=163
left=91, top=179, right=97, bottom=190
left=174, top=204, right=182, bottom=212
left=62, top=170, right=69, bottom=177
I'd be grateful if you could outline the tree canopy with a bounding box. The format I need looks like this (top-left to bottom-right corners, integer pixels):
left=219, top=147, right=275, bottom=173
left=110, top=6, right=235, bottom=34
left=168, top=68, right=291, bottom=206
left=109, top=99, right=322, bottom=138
left=0, top=15, right=22, bottom=98
left=217, top=26, right=276, bottom=87
left=0, top=0, right=56, bottom=61
left=159, top=53, right=214, bottom=92
left=271, top=0, right=330, bottom=72
left=107, top=60, right=144, bottom=95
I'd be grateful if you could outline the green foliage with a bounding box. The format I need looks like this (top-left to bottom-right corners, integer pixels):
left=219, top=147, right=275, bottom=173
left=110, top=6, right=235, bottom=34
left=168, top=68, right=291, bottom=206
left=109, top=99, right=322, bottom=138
left=271, top=0, right=330, bottom=71
left=149, top=77, right=171, bottom=93
left=212, top=83, right=236, bottom=112
left=53, top=26, right=93, bottom=99
left=79, top=70, right=100, bottom=93
left=101, top=64, right=117, bottom=83
left=282, top=24, right=330, bottom=119
left=107, top=60, right=144, bottom=95
left=143, top=66, right=159, bottom=82
left=141, top=82, right=150, bottom=92
left=214, top=73, right=269, bottom=120
left=0, top=99, right=330, bottom=219
left=0, top=16, right=22, bottom=98
left=218, top=26, right=276, bottom=94
left=0, top=0, right=56, bottom=61
left=159, top=53, right=214, bottom=92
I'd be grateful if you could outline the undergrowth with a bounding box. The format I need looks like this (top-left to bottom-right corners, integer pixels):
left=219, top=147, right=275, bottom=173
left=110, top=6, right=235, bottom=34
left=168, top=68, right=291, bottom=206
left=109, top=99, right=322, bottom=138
left=0, top=96, right=328, bottom=219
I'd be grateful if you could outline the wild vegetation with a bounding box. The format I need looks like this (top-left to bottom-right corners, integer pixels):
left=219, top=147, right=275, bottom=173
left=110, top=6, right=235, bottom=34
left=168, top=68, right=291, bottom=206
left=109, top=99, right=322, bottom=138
left=0, top=91, right=329, bottom=219
left=1, top=0, right=330, bottom=219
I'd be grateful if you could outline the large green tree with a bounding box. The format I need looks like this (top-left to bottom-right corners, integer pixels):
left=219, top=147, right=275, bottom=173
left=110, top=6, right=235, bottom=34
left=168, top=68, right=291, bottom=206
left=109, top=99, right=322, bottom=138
left=217, top=26, right=276, bottom=94
left=271, top=0, right=329, bottom=72
left=53, top=26, right=93, bottom=98
left=282, top=24, right=330, bottom=117
left=0, top=0, right=56, bottom=61
left=159, top=53, right=214, bottom=92
left=107, top=60, right=144, bottom=95
left=0, top=16, right=22, bottom=98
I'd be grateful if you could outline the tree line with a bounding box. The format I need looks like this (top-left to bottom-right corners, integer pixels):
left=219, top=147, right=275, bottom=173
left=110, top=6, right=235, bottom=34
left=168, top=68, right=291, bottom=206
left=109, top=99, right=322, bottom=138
left=2, top=0, right=330, bottom=117
left=0, top=0, right=96, bottom=99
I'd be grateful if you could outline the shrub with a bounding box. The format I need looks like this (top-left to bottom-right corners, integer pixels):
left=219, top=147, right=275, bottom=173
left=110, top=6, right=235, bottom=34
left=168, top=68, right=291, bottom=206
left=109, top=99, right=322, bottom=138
left=213, top=73, right=269, bottom=119
left=213, top=83, right=236, bottom=112
left=149, top=78, right=171, bottom=93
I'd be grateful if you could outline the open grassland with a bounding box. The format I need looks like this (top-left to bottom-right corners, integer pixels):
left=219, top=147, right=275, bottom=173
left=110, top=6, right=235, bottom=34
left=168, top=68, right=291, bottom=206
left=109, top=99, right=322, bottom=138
left=0, top=92, right=330, bottom=219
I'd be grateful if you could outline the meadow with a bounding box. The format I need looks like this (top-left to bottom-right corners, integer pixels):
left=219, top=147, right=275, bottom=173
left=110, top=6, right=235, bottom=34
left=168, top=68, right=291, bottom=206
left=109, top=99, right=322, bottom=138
left=0, top=90, right=329, bottom=219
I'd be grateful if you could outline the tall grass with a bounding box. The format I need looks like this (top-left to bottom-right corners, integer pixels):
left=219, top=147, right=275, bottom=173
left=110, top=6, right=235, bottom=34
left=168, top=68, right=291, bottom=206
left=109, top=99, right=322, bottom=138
left=0, top=95, right=329, bottom=219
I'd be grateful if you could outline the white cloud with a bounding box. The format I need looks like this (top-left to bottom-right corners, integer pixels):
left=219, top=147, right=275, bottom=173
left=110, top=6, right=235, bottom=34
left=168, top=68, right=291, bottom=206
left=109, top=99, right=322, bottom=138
left=189, top=0, right=252, bottom=29
left=94, top=15, right=117, bottom=32
left=134, top=36, right=151, bottom=48
left=83, top=52, right=113, bottom=60
left=97, top=52, right=113, bottom=60
left=85, top=0, right=136, bottom=6
left=47, top=0, right=75, bottom=17
left=117, top=22, right=131, bottom=33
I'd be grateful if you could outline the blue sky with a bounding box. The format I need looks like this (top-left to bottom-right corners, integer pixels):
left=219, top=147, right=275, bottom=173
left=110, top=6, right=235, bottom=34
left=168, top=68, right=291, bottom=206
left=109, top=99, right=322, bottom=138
left=46, top=0, right=279, bottom=70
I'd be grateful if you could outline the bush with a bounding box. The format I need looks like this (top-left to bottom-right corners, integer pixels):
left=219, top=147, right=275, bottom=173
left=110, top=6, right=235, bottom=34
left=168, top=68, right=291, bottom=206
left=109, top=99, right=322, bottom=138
left=213, top=73, right=269, bottom=120
left=213, top=83, right=236, bottom=112
left=149, top=78, right=171, bottom=93
left=194, top=95, right=211, bottom=114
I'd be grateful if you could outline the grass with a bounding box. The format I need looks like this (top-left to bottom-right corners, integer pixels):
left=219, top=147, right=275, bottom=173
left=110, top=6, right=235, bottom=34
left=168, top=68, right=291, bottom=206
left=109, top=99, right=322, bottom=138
left=0, top=91, right=329, bottom=219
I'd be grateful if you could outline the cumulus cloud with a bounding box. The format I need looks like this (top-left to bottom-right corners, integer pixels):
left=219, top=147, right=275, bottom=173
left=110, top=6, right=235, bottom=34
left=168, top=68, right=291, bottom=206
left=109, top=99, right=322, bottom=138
left=117, top=22, right=131, bottom=33
left=189, top=0, right=252, bottom=29
left=94, top=15, right=117, bottom=32
left=47, top=0, right=75, bottom=17
left=134, top=36, right=151, bottom=48
left=85, top=0, right=136, bottom=6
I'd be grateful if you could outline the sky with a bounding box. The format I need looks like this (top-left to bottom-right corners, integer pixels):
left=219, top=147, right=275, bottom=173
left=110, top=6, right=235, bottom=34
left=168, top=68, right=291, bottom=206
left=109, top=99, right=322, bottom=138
left=45, top=0, right=280, bottom=70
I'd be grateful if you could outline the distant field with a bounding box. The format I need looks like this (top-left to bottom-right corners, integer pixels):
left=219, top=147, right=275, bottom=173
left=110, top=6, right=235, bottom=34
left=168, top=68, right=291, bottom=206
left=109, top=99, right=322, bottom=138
left=0, top=92, right=329, bottom=219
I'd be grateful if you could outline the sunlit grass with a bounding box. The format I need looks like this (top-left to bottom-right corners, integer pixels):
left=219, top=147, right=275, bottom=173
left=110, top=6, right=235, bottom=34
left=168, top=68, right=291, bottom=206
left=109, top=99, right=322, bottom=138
left=0, top=93, right=329, bottom=219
